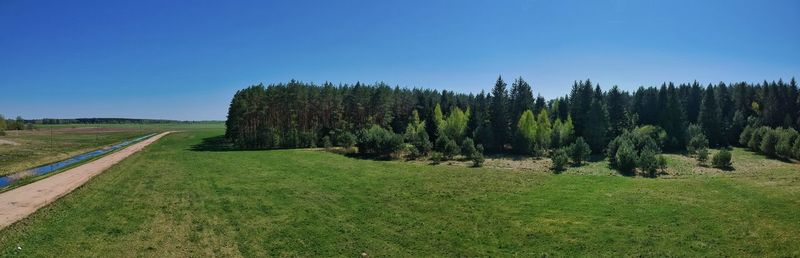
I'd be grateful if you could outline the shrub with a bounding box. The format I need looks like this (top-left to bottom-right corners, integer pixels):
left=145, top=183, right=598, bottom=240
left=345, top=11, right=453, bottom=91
left=435, top=135, right=451, bottom=152
left=461, top=137, right=477, bottom=159
left=637, top=145, right=660, bottom=177
left=321, top=136, right=333, bottom=149
left=697, top=148, right=709, bottom=165
left=443, top=139, right=460, bottom=160
left=794, top=137, right=800, bottom=160
left=338, top=132, right=357, bottom=149
left=430, top=152, right=443, bottom=164
left=776, top=128, right=798, bottom=159
left=739, top=125, right=754, bottom=146
left=551, top=148, right=569, bottom=173
left=615, top=140, right=638, bottom=175
left=471, top=144, right=485, bottom=167
left=357, top=125, right=404, bottom=158
left=759, top=128, right=779, bottom=157
left=712, top=149, right=733, bottom=169
left=747, top=127, right=766, bottom=150
left=569, top=137, right=591, bottom=165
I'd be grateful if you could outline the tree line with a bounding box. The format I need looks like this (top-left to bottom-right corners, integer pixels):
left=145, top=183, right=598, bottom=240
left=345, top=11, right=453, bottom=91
left=225, top=77, right=798, bottom=172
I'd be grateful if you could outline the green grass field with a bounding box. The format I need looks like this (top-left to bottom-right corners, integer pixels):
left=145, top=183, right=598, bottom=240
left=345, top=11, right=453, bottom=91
left=0, top=123, right=224, bottom=176
left=1, top=128, right=798, bottom=256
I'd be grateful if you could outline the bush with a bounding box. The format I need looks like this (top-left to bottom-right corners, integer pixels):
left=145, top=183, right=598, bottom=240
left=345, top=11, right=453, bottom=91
left=739, top=125, right=754, bottom=146
left=435, top=135, right=450, bottom=152
left=462, top=137, right=477, bottom=159
left=712, top=149, right=733, bottom=169
left=551, top=148, right=569, bottom=173
left=338, top=132, right=357, bottom=149
left=430, top=152, right=443, bottom=164
left=637, top=145, right=660, bottom=177
left=615, top=140, right=638, bottom=175
left=776, top=128, right=798, bottom=159
left=357, top=125, right=404, bottom=158
left=794, top=137, right=800, bottom=160
left=443, top=139, right=460, bottom=160
left=321, top=136, right=333, bottom=149
left=747, top=127, right=766, bottom=151
left=569, top=137, right=591, bottom=165
left=472, top=144, right=485, bottom=167
left=686, top=125, right=708, bottom=155
left=697, top=148, right=709, bottom=165
left=759, top=128, right=779, bottom=157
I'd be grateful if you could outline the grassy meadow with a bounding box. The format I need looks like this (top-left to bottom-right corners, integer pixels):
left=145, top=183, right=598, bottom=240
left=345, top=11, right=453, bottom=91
left=1, top=128, right=798, bottom=256
left=0, top=123, right=224, bottom=176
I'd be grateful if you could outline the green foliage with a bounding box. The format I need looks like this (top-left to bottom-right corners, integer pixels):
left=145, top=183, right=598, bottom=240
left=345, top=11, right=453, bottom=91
left=638, top=144, right=661, bottom=177
left=738, top=125, right=754, bottom=146
left=584, top=96, right=609, bottom=153
left=338, top=132, right=357, bottom=149
left=321, top=136, right=332, bottom=149
left=461, top=137, right=477, bottom=159
left=698, top=85, right=723, bottom=147
left=759, top=128, right=779, bottom=157
left=775, top=128, right=798, bottom=159
left=551, top=148, right=569, bottom=173
left=712, top=149, right=733, bottom=169
left=404, top=110, right=433, bottom=157
left=442, top=107, right=469, bottom=143
left=471, top=145, right=485, bottom=167
left=687, top=124, right=709, bottom=154
left=568, top=137, right=591, bottom=165
left=614, top=140, right=638, bottom=175
left=430, top=152, right=443, bottom=164
left=607, top=127, right=666, bottom=176
left=513, top=110, right=536, bottom=154
left=443, top=138, right=460, bottom=160
left=697, top=148, right=709, bottom=165
left=490, top=76, right=509, bottom=152
left=357, top=125, right=403, bottom=158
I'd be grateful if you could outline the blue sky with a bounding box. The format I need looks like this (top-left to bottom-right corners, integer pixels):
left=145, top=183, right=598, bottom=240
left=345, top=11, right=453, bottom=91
left=1, top=0, right=798, bottom=120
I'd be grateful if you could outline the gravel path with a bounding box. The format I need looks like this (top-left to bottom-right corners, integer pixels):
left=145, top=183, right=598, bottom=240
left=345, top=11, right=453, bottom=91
left=0, top=132, right=171, bottom=229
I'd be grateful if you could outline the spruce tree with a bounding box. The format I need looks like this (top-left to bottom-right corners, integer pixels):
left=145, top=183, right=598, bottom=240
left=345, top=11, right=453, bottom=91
left=699, top=85, right=723, bottom=147
left=490, top=76, right=509, bottom=152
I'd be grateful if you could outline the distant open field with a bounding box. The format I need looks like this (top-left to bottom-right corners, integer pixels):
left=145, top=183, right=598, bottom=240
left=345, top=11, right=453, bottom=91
left=0, top=123, right=223, bottom=176
left=1, top=128, right=798, bottom=256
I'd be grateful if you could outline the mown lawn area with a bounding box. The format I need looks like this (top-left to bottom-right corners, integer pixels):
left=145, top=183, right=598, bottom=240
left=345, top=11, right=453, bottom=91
left=1, top=129, right=798, bottom=256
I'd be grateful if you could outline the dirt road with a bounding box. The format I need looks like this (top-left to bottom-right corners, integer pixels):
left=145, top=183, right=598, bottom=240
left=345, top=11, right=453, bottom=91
left=0, top=131, right=171, bottom=229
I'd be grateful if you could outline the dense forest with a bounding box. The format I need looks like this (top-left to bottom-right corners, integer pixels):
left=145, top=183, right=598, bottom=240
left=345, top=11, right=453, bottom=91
left=225, top=77, right=800, bottom=174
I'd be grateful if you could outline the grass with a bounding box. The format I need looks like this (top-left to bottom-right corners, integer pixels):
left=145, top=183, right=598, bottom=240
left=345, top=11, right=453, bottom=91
left=0, top=123, right=224, bottom=176
left=1, top=129, right=798, bottom=256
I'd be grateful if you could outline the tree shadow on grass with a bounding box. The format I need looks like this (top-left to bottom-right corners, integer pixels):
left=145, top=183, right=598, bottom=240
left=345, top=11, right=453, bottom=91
left=188, top=135, right=239, bottom=152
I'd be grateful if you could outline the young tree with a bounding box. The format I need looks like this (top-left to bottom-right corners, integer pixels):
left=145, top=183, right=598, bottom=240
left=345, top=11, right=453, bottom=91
left=514, top=110, right=537, bottom=155
left=686, top=124, right=709, bottom=154
left=534, top=109, right=552, bottom=153
left=442, top=107, right=468, bottom=144
left=461, top=137, right=477, bottom=159
left=472, top=145, right=485, bottom=167
left=712, top=149, right=733, bottom=169
left=404, top=110, right=432, bottom=157
left=551, top=148, right=569, bottom=173
left=569, top=137, right=591, bottom=165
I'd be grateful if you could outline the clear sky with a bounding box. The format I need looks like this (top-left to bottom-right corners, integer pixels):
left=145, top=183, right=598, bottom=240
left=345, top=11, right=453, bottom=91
left=1, top=0, right=798, bottom=120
